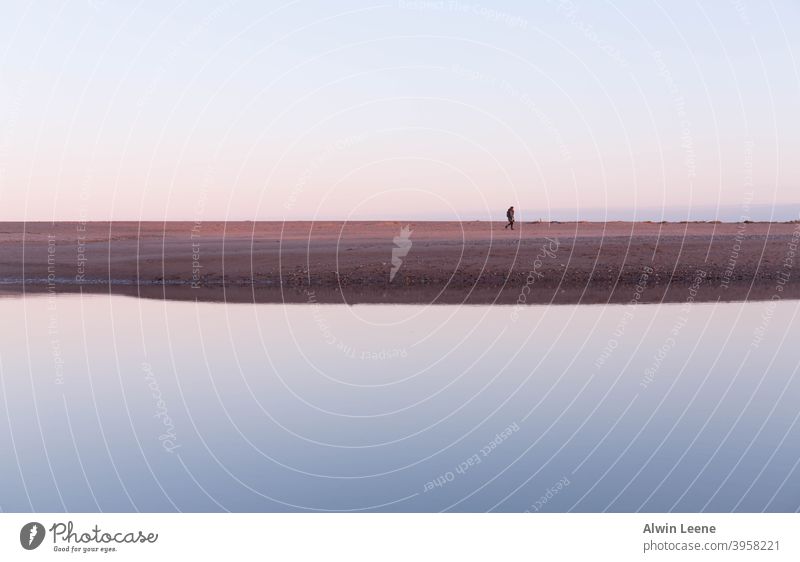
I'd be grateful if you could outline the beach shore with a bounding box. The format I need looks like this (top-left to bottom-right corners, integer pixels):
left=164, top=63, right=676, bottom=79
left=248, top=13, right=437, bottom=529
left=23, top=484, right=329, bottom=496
left=1, top=221, right=798, bottom=305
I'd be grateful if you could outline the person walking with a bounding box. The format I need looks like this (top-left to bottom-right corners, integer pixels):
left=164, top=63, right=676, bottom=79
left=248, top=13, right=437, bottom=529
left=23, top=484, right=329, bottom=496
left=505, top=206, right=515, bottom=230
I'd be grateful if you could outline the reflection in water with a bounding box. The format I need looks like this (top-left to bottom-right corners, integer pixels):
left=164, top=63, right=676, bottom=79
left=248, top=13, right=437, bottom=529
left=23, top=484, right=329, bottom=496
left=0, top=295, right=798, bottom=512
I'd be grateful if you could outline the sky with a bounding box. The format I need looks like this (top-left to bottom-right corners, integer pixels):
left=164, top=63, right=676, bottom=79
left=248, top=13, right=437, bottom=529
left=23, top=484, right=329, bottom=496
left=1, top=0, right=799, bottom=222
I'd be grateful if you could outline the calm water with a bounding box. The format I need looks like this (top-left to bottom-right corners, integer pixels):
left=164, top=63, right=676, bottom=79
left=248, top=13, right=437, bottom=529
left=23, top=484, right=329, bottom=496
left=0, top=295, right=798, bottom=512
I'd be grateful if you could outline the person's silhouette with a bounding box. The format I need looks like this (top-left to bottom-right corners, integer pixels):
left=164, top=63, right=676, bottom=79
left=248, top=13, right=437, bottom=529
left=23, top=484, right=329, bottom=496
left=505, top=206, right=515, bottom=230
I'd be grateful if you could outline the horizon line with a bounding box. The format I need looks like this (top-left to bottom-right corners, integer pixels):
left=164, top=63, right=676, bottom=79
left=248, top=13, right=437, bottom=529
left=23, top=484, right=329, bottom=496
left=4, top=218, right=799, bottom=224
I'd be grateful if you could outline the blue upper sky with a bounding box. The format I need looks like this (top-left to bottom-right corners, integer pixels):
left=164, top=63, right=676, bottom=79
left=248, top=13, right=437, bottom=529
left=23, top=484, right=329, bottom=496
left=1, top=1, right=798, bottom=221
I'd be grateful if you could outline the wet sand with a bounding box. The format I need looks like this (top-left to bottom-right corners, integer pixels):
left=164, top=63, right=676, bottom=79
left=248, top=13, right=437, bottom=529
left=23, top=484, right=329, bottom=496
left=1, top=221, right=799, bottom=305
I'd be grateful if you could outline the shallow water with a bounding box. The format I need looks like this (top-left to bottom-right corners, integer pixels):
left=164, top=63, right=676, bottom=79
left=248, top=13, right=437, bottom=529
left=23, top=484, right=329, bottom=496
left=0, top=295, right=798, bottom=512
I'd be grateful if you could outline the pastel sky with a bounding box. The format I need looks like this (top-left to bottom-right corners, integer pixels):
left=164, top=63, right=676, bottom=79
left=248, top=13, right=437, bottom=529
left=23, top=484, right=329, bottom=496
left=1, top=1, right=798, bottom=221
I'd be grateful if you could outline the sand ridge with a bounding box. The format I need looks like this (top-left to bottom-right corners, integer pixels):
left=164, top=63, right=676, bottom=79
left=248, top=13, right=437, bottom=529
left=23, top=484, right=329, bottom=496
left=1, top=220, right=798, bottom=304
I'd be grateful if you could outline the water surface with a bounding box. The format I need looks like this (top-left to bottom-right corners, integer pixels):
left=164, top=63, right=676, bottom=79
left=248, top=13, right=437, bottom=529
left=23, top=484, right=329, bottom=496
left=0, top=295, right=798, bottom=512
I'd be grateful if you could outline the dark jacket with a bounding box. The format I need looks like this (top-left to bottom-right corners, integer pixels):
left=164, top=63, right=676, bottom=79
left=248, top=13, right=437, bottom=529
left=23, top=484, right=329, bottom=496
left=507, top=208, right=515, bottom=221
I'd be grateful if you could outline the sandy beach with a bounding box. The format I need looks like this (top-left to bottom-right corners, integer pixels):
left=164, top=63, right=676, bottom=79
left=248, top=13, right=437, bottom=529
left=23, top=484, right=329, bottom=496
left=1, top=220, right=798, bottom=305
